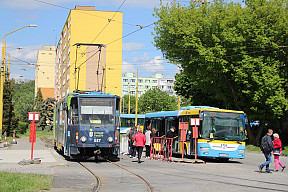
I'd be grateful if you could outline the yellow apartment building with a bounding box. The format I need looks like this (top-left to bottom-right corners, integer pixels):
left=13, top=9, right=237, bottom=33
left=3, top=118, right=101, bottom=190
left=35, top=45, right=56, bottom=100
left=55, top=6, right=123, bottom=100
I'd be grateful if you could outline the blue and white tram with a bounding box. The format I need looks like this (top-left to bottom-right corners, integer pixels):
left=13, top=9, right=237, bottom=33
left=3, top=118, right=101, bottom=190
left=53, top=91, right=120, bottom=159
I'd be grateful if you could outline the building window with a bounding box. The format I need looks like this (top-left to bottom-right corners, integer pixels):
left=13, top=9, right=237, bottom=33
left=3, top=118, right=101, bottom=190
left=138, top=85, right=143, bottom=89
left=123, top=79, right=128, bottom=82
left=145, top=86, right=150, bottom=89
left=123, top=85, right=128, bottom=88
left=138, top=91, right=142, bottom=95
left=153, top=80, right=157, bottom=83
left=139, top=79, right=143, bottom=83
left=168, top=86, right=172, bottom=89
left=152, top=86, right=157, bottom=89
left=131, top=91, right=135, bottom=95
left=145, top=80, right=150, bottom=83
left=167, top=80, right=174, bottom=83
left=131, top=79, right=135, bottom=83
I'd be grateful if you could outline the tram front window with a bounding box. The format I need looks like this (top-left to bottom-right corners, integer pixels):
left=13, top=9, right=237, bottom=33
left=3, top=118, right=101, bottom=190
left=79, top=98, right=115, bottom=125
left=201, top=112, right=245, bottom=141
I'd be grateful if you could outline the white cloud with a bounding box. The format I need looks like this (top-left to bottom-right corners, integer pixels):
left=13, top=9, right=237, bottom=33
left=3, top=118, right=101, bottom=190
left=9, top=45, right=41, bottom=66
left=141, top=55, right=166, bottom=73
left=0, top=0, right=160, bottom=9
left=123, top=42, right=145, bottom=51
left=122, top=60, right=136, bottom=74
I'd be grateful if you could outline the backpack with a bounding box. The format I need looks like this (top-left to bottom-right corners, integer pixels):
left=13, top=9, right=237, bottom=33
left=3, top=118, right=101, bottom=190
left=260, top=135, right=270, bottom=153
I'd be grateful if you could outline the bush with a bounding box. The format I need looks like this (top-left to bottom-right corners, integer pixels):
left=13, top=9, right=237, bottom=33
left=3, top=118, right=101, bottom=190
left=18, top=121, right=29, bottom=134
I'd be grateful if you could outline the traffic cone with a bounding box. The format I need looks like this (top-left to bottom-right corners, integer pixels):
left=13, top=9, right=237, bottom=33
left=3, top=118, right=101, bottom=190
left=11, top=130, right=17, bottom=144
left=3, top=131, right=8, bottom=147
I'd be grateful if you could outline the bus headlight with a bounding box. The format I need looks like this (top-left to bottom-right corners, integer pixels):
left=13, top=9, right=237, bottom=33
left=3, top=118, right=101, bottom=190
left=108, top=137, right=113, bottom=143
left=200, top=147, right=210, bottom=151
left=239, top=149, right=245, bottom=153
left=80, top=136, right=87, bottom=143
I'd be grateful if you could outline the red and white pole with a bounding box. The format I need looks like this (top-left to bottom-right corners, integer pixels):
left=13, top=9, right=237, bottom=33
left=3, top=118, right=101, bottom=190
left=11, top=130, right=17, bottom=144
left=4, top=131, right=8, bottom=147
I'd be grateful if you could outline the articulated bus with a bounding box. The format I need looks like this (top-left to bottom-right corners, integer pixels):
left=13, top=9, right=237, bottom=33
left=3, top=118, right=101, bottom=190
left=120, top=114, right=145, bottom=133
left=145, top=106, right=247, bottom=160
left=53, top=91, right=121, bottom=160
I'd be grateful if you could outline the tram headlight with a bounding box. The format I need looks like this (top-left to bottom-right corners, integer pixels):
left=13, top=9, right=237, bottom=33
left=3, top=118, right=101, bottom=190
left=108, top=137, right=113, bottom=143
left=239, top=149, right=245, bottom=153
left=80, top=136, right=87, bottom=143
left=200, top=147, right=210, bottom=151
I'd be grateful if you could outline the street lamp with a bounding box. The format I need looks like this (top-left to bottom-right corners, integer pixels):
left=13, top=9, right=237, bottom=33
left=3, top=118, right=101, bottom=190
left=0, top=24, right=37, bottom=140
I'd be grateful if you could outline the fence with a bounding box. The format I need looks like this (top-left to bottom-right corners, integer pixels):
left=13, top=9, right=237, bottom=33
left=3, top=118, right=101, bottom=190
left=150, top=137, right=173, bottom=162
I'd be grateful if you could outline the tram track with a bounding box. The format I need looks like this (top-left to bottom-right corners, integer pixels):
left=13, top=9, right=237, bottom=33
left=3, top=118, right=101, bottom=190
left=117, top=160, right=288, bottom=192
left=78, top=160, right=153, bottom=192
left=108, top=160, right=154, bottom=192
left=78, top=162, right=102, bottom=192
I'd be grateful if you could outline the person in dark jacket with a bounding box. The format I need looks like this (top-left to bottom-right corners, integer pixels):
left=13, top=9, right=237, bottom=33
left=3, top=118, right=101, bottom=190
left=164, top=126, right=176, bottom=159
left=128, top=126, right=137, bottom=158
left=259, top=129, right=274, bottom=173
left=166, top=126, right=176, bottom=138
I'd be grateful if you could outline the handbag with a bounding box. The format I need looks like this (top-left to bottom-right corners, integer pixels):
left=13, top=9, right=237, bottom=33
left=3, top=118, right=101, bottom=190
left=132, top=140, right=136, bottom=146
left=273, top=149, right=281, bottom=156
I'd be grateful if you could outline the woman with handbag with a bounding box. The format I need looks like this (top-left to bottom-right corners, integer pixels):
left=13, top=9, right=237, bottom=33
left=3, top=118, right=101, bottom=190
left=273, top=133, right=286, bottom=172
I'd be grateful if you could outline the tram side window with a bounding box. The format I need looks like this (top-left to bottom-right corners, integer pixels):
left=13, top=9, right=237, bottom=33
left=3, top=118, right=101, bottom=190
left=70, top=98, right=79, bottom=125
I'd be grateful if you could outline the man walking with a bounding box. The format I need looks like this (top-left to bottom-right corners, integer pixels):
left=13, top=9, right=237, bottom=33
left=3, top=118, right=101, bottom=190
left=259, top=129, right=274, bottom=173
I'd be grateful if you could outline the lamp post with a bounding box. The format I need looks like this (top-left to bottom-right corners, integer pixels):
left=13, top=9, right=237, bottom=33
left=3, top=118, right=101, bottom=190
left=0, top=24, right=37, bottom=140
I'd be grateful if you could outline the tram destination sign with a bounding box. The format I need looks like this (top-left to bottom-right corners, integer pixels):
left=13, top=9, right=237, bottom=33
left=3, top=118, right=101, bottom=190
left=80, top=98, right=113, bottom=106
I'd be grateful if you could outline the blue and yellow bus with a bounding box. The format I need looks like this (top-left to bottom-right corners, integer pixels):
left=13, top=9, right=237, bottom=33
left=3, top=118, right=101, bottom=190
left=120, top=114, right=145, bottom=133
left=145, top=106, right=247, bottom=160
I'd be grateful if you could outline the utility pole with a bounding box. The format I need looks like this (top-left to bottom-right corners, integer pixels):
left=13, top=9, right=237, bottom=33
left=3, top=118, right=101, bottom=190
left=128, top=85, right=130, bottom=114
left=135, top=70, right=138, bottom=126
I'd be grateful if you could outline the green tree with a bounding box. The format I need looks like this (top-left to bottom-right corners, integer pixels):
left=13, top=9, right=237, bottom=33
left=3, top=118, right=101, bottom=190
left=38, top=97, right=56, bottom=130
left=13, top=80, right=35, bottom=123
left=153, top=0, right=288, bottom=144
left=34, top=88, right=43, bottom=112
left=138, top=88, right=177, bottom=113
left=3, top=79, right=18, bottom=136
left=121, top=95, right=137, bottom=114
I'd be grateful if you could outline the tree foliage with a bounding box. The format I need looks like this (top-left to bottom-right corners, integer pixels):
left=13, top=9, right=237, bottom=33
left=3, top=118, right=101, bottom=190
left=138, top=88, right=177, bottom=113
left=3, top=79, right=18, bottom=136
left=34, top=88, right=43, bottom=112
left=121, top=95, right=137, bottom=114
left=153, top=0, right=288, bottom=144
left=13, top=80, right=35, bottom=123
left=38, top=97, right=56, bottom=130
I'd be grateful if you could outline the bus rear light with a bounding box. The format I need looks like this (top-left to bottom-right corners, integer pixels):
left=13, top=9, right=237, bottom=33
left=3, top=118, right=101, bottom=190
left=109, top=145, right=111, bottom=147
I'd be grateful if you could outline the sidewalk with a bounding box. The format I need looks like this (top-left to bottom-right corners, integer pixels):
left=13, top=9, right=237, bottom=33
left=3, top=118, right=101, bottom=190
left=0, top=136, right=67, bottom=175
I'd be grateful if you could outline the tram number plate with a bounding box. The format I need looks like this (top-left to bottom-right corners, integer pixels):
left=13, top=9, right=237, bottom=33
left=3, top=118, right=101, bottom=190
left=94, top=139, right=101, bottom=143
left=219, top=154, right=229, bottom=157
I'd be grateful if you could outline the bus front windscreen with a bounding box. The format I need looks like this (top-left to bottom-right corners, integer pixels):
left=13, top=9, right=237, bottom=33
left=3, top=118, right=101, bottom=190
left=79, top=98, right=115, bottom=125
left=201, top=111, right=245, bottom=141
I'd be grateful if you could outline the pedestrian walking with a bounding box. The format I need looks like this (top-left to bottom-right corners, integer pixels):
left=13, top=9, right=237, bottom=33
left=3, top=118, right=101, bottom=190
left=128, top=126, right=137, bottom=158
left=272, top=133, right=286, bottom=172
left=259, top=129, right=274, bottom=173
left=127, top=126, right=133, bottom=156
left=145, top=126, right=152, bottom=158
left=132, top=127, right=146, bottom=163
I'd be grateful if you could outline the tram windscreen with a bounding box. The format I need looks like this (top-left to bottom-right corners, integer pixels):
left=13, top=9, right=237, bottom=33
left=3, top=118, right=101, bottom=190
left=201, top=111, right=245, bottom=141
left=79, top=98, right=115, bottom=125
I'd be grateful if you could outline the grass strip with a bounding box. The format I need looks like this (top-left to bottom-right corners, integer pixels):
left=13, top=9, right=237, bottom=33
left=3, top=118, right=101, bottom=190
left=246, top=144, right=288, bottom=156
left=0, top=171, right=52, bottom=192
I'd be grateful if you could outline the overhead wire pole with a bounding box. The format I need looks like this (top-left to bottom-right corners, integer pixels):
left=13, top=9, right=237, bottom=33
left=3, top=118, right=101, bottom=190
left=0, top=24, right=37, bottom=140
left=135, top=70, right=138, bottom=126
